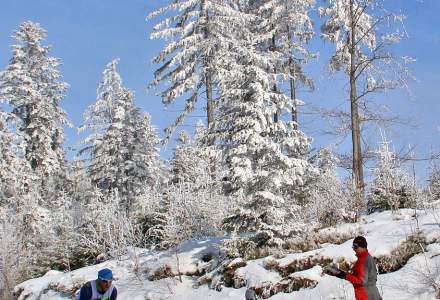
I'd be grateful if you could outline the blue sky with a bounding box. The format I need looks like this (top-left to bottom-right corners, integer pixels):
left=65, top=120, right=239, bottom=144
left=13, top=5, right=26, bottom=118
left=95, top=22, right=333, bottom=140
left=0, top=0, right=439, bottom=181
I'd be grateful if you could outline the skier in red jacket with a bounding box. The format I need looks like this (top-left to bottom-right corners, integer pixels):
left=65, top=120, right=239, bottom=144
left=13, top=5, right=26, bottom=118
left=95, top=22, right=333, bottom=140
left=325, top=236, right=382, bottom=300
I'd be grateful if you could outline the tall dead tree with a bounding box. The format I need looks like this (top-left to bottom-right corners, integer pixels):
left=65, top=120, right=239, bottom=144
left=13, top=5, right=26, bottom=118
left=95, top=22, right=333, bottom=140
left=320, top=0, right=413, bottom=209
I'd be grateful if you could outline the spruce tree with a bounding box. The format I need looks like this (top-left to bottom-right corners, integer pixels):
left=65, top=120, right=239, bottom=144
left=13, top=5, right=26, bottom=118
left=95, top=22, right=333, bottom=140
left=252, top=0, right=315, bottom=126
left=148, top=0, right=240, bottom=141
left=216, top=1, right=316, bottom=246
left=80, top=60, right=160, bottom=213
left=0, top=22, right=70, bottom=181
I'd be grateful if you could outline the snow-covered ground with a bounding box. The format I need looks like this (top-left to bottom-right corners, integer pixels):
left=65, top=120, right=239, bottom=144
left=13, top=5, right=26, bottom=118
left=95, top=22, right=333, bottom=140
left=15, top=208, right=440, bottom=299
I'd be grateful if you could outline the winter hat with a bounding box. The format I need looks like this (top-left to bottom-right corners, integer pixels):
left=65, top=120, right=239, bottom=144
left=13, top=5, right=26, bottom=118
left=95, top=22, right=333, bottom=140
left=98, top=268, right=113, bottom=281
left=353, top=236, right=368, bottom=248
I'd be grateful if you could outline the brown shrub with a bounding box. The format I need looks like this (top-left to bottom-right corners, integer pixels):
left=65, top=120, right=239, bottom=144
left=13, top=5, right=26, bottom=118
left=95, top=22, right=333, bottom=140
left=262, top=258, right=279, bottom=270
left=222, top=259, right=247, bottom=287
left=271, top=256, right=333, bottom=277
left=148, top=264, right=174, bottom=281
left=254, top=277, right=318, bottom=299
left=376, top=234, right=427, bottom=274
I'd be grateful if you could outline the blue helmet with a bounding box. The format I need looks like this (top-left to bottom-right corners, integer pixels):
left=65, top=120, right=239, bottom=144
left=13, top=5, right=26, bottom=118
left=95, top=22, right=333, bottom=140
left=98, top=268, right=113, bottom=281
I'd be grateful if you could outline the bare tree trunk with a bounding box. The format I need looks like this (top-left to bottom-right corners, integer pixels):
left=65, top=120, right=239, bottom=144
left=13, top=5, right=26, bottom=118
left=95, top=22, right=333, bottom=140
left=206, top=72, right=214, bottom=135
left=285, top=21, right=298, bottom=129
left=349, top=0, right=364, bottom=214
left=273, top=81, right=279, bottom=123
left=202, top=0, right=214, bottom=145
left=290, top=65, right=298, bottom=129
left=272, top=35, right=280, bottom=123
left=205, top=71, right=217, bottom=175
left=285, top=21, right=299, bottom=129
left=175, top=248, right=182, bottom=283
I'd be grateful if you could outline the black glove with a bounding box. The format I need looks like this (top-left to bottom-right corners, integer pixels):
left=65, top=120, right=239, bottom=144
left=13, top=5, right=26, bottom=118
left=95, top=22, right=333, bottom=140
left=324, top=266, right=346, bottom=279
left=335, top=269, right=346, bottom=279
left=323, top=266, right=339, bottom=276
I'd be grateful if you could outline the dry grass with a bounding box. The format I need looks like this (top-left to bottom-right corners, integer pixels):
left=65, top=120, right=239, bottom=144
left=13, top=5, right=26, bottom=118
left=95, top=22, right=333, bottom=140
left=376, top=234, right=427, bottom=274
left=147, top=264, right=175, bottom=281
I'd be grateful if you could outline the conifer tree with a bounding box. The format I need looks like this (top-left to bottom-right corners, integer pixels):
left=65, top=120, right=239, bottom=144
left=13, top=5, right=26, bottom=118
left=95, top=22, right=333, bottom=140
left=171, top=121, right=221, bottom=185
left=252, top=0, right=315, bottom=126
left=80, top=60, right=160, bottom=213
left=0, top=97, right=36, bottom=211
left=216, top=1, right=316, bottom=246
left=148, top=0, right=239, bottom=142
left=120, top=96, right=161, bottom=211
left=80, top=59, right=123, bottom=190
left=0, top=22, right=70, bottom=180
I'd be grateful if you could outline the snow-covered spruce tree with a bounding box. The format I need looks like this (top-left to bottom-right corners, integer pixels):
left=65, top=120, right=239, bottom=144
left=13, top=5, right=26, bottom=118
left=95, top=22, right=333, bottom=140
left=62, top=158, right=152, bottom=261
left=62, top=158, right=97, bottom=209
left=305, top=148, right=351, bottom=227
left=171, top=121, right=222, bottom=184
left=253, top=0, right=315, bottom=127
left=0, top=23, right=74, bottom=279
left=80, top=60, right=161, bottom=214
left=0, top=112, right=27, bottom=207
left=0, top=22, right=70, bottom=185
left=319, top=0, right=413, bottom=204
left=0, top=96, right=59, bottom=280
left=171, top=130, right=207, bottom=184
left=215, top=1, right=317, bottom=248
left=119, top=96, right=161, bottom=212
left=0, top=113, right=35, bottom=297
left=135, top=187, right=170, bottom=249
left=0, top=119, right=55, bottom=283
left=148, top=0, right=239, bottom=141
left=79, top=59, right=124, bottom=190
left=0, top=117, right=13, bottom=204
left=368, top=141, right=415, bottom=212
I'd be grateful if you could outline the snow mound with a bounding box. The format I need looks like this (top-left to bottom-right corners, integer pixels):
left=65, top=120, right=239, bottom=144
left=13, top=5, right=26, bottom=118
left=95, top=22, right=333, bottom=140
left=15, top=208, right=440, bottom=299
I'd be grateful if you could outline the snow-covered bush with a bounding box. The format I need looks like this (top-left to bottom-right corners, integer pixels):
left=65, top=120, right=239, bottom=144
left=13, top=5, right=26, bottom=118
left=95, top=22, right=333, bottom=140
left=140, top=181, right=232, bottom=250
left=74, top=190, right=144, bottom=260
left=368, top=141, right=416, bottom=212
left=132, top=182, right=168, bottom=249
left=221, top=236, right=271, bottom=261
left=0, top=193, right=72, bottom=294
left=428, top=164, right=440, bottom=201
left=304, top=148, right=352, bottom=227
left=413, top=255, right=440, bottom=299
left=0, top=211, right=29, bottom=299
left=170, top=123, right=222, bottom=186
left=137, top=124, right=230, bottom=249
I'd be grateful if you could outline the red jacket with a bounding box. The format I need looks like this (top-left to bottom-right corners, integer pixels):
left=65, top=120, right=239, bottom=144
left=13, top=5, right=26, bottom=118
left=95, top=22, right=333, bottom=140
left=345, top=250, right=381, bottom=300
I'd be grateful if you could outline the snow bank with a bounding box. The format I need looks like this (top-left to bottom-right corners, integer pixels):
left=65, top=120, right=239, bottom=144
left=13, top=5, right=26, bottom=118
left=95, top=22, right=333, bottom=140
left=15, top=208, right=440, bottom=299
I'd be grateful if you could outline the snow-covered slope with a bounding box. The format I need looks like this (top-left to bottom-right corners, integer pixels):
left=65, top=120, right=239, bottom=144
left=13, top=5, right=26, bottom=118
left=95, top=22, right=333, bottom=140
left=15, top=208, right=440, bottom=299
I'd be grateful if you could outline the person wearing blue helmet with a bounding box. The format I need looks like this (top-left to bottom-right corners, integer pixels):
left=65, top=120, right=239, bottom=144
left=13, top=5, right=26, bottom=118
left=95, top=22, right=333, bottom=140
left=76, top=268, right=117, bottom=300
